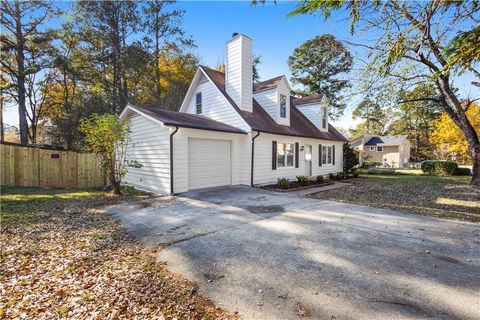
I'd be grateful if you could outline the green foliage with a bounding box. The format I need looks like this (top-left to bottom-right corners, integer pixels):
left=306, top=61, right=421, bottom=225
left=277, top=178, right=290, bottom=189
left=252, top=55, right=262, bottom=83
left=362, top=161, right=381, bottom=169
left=343, top=143, right=359, bottom=174
left=334, top=172, right=345, bottom=180
left=444, top=26, right=480, bottom=77
left=79, top=114, right=141, bottom=194
left=328, top=173, right=335, bottom=180
left=287, top=34, right=353, bottom=120
left=296, top=175, right=309, bottom=186
left=421, top=161, right=458, bottom=176
left=352, top=171, right=359, bottom=178
left=316, top=175, right=325, bottom=184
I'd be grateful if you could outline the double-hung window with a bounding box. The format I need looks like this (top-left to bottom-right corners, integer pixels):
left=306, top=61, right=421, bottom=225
left=321, top=107, right=327, bottom=129
left=280, top=94, right=287, bottom=118
left=377, top=146, right=383, bottom=152
left=322, top=145, right=333, bottom=165
left=369, top=146, right=376, bottom=151
left=196, top=92, right=202, bottom=114
left=277, top=143, right=294, bottom=167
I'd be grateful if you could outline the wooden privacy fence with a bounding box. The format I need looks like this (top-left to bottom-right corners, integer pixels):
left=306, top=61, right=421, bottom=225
left=1, top=143, right=105, bottom=189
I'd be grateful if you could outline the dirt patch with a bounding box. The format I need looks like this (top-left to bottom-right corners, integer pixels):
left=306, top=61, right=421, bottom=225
left=260, top=181, right=335, bottom=192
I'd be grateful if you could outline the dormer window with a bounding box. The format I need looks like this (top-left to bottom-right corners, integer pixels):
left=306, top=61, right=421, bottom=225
left=196, top=92, right=202, bottom=114
left=280, top=94, right=287, bottom=118
left=321, top=106, right=327, bottom=129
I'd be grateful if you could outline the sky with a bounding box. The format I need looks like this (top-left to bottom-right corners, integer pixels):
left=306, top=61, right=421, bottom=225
left=3, top=0, right=478, bottom=132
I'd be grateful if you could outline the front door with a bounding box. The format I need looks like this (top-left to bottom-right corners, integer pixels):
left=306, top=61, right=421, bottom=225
left=304, top=144, right=312, bottom=176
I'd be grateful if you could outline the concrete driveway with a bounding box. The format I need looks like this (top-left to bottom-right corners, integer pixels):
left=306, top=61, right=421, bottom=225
left=106, top=186, right=480, bottom=320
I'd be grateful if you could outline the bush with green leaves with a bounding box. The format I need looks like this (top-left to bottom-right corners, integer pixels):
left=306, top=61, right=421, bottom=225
left=352, top=171, right=359, bottom=178
left=296, top=175, right=309, bottom=186
left=362, top=161, right=381, bottom=168
left=80, top=114, right=141, bottom=195
left=421, top=160, right=458, bottom=176
left=334, top=172, right=345, bottom=180
left=277, top=178, right=290, bottom=189
left=316, top=175, right=324, bottom=184
left=328, top=173, right=335, bottom=180
left=343, top=143, right=359, bottom=173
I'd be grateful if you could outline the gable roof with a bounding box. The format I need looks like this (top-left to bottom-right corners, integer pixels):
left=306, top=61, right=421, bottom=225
left=125, top=104, right=246, bottom=134
left=292, top=94, right=325, bottom=106
left=253, top=76, right=284, bottom=92
left=364, top=135, right=408, bottom=146
left=200, top=66, right=347, bottom=141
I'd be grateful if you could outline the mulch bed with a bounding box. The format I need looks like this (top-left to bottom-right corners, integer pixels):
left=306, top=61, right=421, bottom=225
left=260, top=180, right=334, bottom=192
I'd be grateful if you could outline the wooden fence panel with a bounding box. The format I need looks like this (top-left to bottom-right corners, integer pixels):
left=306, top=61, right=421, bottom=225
left=1, top=144, right=104, bottom=189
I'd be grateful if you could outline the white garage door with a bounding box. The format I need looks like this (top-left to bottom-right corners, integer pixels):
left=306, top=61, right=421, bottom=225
left=188, top=138, right=231, bottom=190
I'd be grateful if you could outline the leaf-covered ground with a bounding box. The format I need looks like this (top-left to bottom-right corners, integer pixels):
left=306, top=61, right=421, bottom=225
left=310, top=174, right=480, bottom=222
left=0, top=187, right=235, bottom=320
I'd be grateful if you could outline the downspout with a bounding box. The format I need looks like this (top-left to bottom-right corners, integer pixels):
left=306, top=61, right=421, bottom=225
left=251, top=131, right=260, bottom=187
left=170, top=126, right=179, bottom=195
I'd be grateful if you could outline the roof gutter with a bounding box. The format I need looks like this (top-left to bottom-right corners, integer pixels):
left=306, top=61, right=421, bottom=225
left=251, top=131, right=261, bottom=187
left=170, top=126, right=179, bottom=195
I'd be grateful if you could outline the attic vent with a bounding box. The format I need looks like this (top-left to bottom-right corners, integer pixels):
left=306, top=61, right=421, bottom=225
left=232, top=32, right=239, bottom=37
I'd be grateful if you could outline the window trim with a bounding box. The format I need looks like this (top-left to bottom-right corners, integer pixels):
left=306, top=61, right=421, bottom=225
left=276, top=142, right=294, bottom=168
left=195, top=92, right=202, bottom=114
left=279, top=94, right=287, bottom=119
left=322, top=145, right=333, bottom=165
left=321, top=106, right=327, bottom=129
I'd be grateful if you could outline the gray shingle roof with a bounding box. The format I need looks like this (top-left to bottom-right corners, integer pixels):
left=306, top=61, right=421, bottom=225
left=128, top=104, right=247, bottom=134
left=364, top=135, right=408, bottom=146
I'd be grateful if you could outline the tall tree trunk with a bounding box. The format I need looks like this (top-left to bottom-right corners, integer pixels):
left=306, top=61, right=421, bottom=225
left=15, top=0, right=28, bottom=145
left=437, top=77, right=480, bottom=186
left=0, top=91, right=4, bottom=142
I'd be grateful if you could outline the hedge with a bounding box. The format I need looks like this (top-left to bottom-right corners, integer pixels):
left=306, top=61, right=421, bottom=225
left=421, top=161, right=458, bottom=176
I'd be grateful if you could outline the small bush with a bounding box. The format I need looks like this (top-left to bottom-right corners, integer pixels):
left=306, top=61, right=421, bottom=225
left=296, top=175, right=309, bottom=186
left=316, top=175, right=324, bottom=184
left=362, top=161, right=381, bottom=168
left=421, top=161, right=458, bottom=176
left=328, top=173, right=335, bottom=180
left=277, top=178, right=290, bottom=189
left=334, top=172, right=344, bottom=180
left=352, top=172, right=359, bottom=178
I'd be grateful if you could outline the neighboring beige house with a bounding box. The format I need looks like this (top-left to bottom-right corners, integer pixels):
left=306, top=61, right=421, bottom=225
left=350, top=135, right=411, bottom=168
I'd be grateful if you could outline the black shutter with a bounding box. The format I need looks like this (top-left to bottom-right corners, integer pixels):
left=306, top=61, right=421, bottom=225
left=272, top=141, right=277, bottom=170
left=319, top=144, right=322, bottom=166
left=295, top=143, right=299, bottom=168
left=332, top=145, right=336, bottom=165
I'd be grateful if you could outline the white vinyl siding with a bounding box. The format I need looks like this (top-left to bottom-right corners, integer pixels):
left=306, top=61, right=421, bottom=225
left=184, top=74, right=250, bottom=131
left=253, top=133, right=343, bottom=185
left=226, top=35, right=253, bottom=112
left=123, top=113, right=170, bottom=194
left=188, top=138, right=231, bottom=190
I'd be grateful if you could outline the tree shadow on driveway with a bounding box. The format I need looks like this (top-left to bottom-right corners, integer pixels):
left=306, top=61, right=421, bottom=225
left=105, top=186, right=480, bottom=320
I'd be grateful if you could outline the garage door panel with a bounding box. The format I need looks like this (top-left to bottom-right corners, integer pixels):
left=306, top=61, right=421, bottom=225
left=188, top=138, right=231, bottom=190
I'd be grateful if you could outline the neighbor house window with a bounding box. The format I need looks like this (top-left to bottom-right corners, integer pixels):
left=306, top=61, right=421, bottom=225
left=322, top=145, right=333, bottom=164
left=280, top=95, right=287, bottom=118
left=277, top=143, right=294, bottom=167
left=369, top=146, right=376, bottom=151
left=377, top=146, right=383, bottom=152
left=196, top=92, right=202, bottom=114
left=321, top=107, right=327, bottom=129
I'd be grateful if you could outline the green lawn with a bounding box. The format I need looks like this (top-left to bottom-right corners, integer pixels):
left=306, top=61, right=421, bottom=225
left=310, top=173, right=479, bottom=222
left=0, top=186, right=232, bottom=319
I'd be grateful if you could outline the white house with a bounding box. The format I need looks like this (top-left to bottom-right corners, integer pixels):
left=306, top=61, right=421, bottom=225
left=119, top=33, right=347, bottom=194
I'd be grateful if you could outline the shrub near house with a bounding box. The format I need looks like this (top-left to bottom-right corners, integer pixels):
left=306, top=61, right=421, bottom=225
left=421, top=160, right=458, bottom=176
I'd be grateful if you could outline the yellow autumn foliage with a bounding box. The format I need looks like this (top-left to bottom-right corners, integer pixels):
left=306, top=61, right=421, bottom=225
left=430, top=103, right=480, bottom=162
